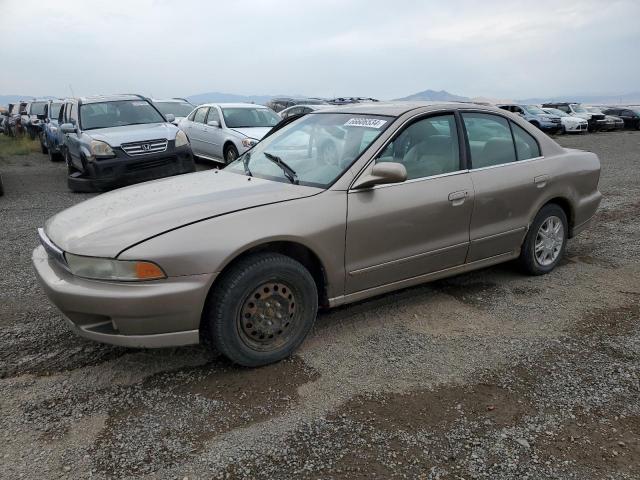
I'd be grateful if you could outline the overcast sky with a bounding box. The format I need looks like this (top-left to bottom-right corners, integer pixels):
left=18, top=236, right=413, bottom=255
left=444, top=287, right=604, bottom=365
left=1, top=0, right=638, bottom=100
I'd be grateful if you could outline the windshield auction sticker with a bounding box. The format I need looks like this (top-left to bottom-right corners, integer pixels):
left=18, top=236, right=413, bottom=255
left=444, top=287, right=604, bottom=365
left=344, top=118, right=388, bottom=128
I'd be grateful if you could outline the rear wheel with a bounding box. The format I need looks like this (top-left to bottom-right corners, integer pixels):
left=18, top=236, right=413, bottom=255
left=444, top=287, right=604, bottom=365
left=224, top=144, right=239, bottom=164
left=519, top=204, right=568, bottom=275
left=202, top=253, right=318, bottom=367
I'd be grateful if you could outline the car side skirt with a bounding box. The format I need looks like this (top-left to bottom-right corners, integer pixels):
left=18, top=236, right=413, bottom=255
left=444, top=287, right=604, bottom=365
left=328, top=250, right=520, bottom=308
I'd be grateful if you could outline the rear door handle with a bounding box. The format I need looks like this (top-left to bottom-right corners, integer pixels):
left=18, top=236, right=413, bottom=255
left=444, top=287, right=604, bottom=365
left=448, top=190, right=468, bottom=206
left=534, top=175, right=550, bottom=188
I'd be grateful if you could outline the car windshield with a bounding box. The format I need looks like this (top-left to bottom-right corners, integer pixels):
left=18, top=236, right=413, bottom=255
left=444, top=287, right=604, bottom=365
left=154, top=101, right=194, bottom=118
left=49, top=103, right=63, bottom=119
left=572, top=105, right=587, bottom=113
left=586, top=107, right=602, bottom=113
left=544, top=108, right=568, bottom=117
left=221, top=107, right=280, bottom=128
left=226, top=113, right=393, bottom=188
left=80, top=100, right=165, bottom=130
left=30, top=102, right=47, bottom=115
left=525, top=105, right=546, bottom=115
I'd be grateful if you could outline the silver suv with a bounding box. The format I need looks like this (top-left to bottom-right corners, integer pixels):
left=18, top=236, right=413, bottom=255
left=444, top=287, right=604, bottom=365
left=59, top=94, right=195, bottom=192
left=178, top=103, right=280, bottom=163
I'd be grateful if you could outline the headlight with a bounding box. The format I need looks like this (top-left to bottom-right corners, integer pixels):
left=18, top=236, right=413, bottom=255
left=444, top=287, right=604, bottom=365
left=89, top=140, right=115, bottom=158
left=65, top=253, right=166, bottom=281
left=241, top=138, right=258, bottom=148
left=175, top=129, right=189, bottom=148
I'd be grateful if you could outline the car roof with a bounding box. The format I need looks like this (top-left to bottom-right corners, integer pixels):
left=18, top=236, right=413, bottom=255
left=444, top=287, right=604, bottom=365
left=201, top=103, right=271, bottom=108
left=78, top=94, right=150, bottom=104
left=151, top=98, right=193, bottom=104
left=309, top=101, right=509, bottom=117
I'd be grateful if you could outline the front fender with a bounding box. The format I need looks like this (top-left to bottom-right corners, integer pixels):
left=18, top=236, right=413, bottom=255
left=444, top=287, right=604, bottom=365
left=118, top=190, right=348, bottom=299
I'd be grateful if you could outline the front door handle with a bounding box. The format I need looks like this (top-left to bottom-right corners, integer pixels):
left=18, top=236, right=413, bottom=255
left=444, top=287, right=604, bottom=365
left=534, top=175, right=550, bottom=188
left=448, top=190, right=468, bottom=206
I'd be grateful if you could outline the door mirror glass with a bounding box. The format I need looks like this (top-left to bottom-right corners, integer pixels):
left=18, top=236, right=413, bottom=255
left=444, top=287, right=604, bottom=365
left=352, top=162, right=407, bottom=189
left=60, top=123, right=76, bottom=134
left=165, top=113, right=175, bottom=123
left=207, top=120, right=220, bottom=128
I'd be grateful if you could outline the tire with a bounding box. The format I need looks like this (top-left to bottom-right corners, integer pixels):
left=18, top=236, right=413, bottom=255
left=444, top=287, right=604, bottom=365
left=224, top=144, right=239, bottom=164
left=40, top=133, right=48, bottom=154
left=0, top=175, right=4, bottom=196
left=202, top=252, right=318, bottom=367
left=28, top=128, right=36, bottom=140
left=519, top=203, right=568, bottom=275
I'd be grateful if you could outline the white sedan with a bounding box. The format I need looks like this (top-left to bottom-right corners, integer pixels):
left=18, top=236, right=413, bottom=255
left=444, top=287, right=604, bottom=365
left=543, top=108, right=588, bottom=133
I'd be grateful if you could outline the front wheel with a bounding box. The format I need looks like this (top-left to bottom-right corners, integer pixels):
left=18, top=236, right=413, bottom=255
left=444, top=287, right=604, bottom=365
left=202, top=253, right=318, bottom=367
left=224, top=144, right=239, bottom=164
left=519, top=204, right=568, bottom=275
left=40, top=133, right=48, bottom=154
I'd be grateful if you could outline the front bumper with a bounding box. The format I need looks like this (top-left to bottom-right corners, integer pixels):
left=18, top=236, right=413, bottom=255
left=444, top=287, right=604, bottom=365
left=539, top=122, right=562, bottom=132
left=73, top=144, right=196, bottom=191
left=32, top=245, right=216, bottom=348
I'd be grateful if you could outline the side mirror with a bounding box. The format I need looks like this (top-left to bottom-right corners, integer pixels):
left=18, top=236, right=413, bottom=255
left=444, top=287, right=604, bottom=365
left=207, top=120, right=220, bottom=128
left=165, top=113, right=175, bottom=123
left=60, top=123, right=76, bottom=134
left=352, top=162, right=407, bottom=189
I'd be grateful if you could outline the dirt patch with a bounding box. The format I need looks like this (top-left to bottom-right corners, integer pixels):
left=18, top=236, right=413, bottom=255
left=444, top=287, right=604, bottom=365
left=90, top=356, right=318, bottom=477
left=537, top=411, right=640, bottom=475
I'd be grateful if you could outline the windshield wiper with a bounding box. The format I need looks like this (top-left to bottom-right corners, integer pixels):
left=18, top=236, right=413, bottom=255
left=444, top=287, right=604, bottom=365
left=263, top=152, right=298, bottom=184
left=242, top=152, right=253, bottom=177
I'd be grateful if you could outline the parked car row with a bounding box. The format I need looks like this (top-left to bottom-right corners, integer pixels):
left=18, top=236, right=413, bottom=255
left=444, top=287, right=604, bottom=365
left=2, top=95, right=639, bottom=197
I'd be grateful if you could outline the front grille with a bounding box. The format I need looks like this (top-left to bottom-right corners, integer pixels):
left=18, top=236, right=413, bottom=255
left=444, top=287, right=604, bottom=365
left=121, top=139, right=168, bottom=156
left=551, top=118, right=561, bottom=124
left=126, top=157, right=175, bottom=172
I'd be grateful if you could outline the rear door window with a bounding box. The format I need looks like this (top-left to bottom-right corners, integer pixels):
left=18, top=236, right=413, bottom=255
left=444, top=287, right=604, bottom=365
left=511, top=122, right=541, bottom=160
left=462, top=113, right=516, bottom=168
left=193, top=107, right=208, bottom=124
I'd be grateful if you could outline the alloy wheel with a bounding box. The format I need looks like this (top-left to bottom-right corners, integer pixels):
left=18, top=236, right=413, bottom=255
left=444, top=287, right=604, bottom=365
left=534, top=215, right=564, bottom=266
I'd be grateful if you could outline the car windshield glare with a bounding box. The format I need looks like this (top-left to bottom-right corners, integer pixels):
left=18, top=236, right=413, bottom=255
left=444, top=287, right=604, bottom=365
left=30, top=102, right=47, bottom=115
left=49, top=103, right=63, bottom=119
left=154, top=102, right=194, bottom=118
left=221, top=108, right=280, bottom=128
left=525, top=105, right=545, bottom=115
left=80, top=100, right=165, bottom=130
left=226, top=113, right=393, bottom=188
left=545, top=108, right=567, bottom=117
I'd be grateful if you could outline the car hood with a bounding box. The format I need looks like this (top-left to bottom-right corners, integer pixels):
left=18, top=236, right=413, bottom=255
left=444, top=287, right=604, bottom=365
left=537, top=114, right=559, bottom=120
left=45, top=170, right=322, bottom=258
left=87, top=123, right=177, bottom=147
left=229, top=126, right=272, bottom=140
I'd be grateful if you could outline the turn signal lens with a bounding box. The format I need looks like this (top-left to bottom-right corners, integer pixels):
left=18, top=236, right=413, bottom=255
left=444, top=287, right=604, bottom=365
left=134, top=261, right=165, bottom=280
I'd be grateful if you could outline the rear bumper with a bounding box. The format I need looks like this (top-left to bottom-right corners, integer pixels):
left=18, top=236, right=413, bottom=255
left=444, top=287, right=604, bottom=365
left=32, top=245, right=216, bottom=348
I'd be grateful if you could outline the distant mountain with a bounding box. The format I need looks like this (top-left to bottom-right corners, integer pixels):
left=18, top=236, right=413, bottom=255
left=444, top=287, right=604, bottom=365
left=516, top=92, right=640, bottom=105
left=186, top=92, right=275, bottom=105
left=394, top=89, right=470, bottom=102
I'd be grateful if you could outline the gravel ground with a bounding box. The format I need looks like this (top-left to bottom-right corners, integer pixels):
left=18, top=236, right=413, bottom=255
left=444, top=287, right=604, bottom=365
left=0, top=131, right=638, bottom=479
